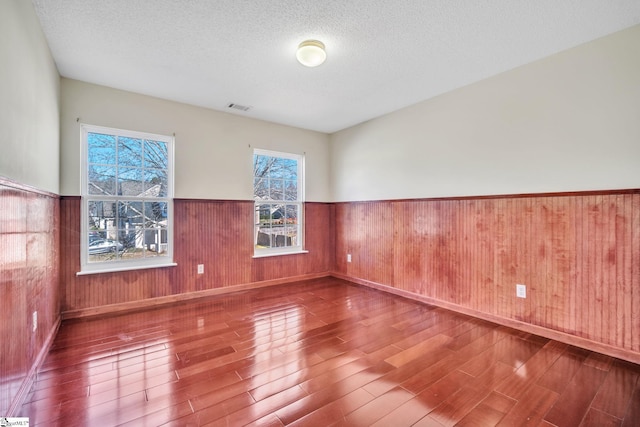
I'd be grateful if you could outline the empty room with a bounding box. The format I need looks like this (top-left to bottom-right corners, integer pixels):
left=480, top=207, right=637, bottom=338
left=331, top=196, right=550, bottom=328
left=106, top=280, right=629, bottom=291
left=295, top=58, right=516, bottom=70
left=1, top=1, right=639, bottom=426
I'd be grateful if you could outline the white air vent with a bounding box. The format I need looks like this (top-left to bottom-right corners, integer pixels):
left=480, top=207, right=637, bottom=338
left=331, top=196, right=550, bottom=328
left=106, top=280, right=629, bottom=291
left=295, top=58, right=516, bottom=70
left=227, top=103, right=251, bottom=112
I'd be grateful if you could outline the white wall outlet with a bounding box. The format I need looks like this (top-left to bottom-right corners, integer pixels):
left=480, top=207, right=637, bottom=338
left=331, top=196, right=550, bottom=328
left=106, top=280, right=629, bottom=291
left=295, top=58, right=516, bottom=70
left=347, top=254, right=352, bottom=263
left=32, top=311, right=38, bottom=332
left=516, top=284, right=527, bottom=299
left=197, top=264, right=204, bottom=274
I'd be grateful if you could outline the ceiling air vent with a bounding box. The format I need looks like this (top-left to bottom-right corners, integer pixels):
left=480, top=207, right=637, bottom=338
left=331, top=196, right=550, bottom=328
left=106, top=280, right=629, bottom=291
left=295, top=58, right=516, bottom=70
left=227, top=103, right=251, bottom=112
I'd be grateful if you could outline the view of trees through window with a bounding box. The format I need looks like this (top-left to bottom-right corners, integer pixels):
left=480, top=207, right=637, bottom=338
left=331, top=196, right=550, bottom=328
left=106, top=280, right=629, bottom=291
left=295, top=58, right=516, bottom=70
left=84, top=127, right=172, bottom=265
left=253, top=150, right=302, bottom=252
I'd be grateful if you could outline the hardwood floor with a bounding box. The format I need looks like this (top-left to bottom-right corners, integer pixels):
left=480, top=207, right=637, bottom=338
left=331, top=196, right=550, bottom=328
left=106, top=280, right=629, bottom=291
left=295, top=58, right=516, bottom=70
left=20, top=277, right=640, bottom=426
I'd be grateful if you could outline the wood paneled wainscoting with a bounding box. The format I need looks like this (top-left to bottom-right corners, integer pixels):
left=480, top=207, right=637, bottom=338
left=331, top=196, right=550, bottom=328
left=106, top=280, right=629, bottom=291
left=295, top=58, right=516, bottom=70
left=333, top=190, right=640, bottom=364
left=60, top=198, right=335, bottom=317
left=0, top=177, right=60, bottom=415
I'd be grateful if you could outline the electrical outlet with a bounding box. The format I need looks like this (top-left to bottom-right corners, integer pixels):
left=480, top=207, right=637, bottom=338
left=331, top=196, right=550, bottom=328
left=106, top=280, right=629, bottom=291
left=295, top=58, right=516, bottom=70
left=32, top=311, right=37, bottom=332
left=347, top=254, right=352, bottom=263
left=516, top=284, right=526, bottom=298
left=197, top=264, right=204, bottom=274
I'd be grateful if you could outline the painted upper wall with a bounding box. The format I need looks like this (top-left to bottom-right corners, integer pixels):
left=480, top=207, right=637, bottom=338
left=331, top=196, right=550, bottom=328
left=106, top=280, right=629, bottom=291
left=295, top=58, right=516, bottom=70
left=60, top=79, right=331, bottom=201
left=330, top=25, right=640, bottom=202
left=0, top=0, right=60, bottom=193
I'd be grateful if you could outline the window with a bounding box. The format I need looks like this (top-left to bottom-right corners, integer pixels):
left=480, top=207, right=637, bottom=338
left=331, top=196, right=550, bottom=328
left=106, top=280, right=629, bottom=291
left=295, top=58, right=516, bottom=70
left=253, top=149, right=305, bottom=256
left=80, top=124, right=175, bottom=274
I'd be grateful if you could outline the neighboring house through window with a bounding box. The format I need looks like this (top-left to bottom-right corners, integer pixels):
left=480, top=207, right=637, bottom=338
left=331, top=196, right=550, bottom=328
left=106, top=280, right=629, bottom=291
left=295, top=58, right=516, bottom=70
left=253, top=149, right=305, bottom=256
left=80, top=124, right=175, bottom=273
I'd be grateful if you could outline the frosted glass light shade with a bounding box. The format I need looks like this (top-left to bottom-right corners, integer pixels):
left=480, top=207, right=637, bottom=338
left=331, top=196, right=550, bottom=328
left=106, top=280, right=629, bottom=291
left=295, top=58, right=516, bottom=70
left=296, top=40, right=326, bottom=67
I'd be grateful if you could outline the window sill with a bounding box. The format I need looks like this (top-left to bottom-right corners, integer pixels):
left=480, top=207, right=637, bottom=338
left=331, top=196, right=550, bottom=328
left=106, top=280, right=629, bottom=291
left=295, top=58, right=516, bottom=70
left=252, top=250, right=309, bottom=259
left=77, top=262, right=178, bottom=276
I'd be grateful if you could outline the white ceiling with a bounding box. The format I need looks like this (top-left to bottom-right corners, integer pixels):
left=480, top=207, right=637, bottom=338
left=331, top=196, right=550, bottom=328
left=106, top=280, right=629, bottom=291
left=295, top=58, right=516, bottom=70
left=32, top=0, right=640, bottom=133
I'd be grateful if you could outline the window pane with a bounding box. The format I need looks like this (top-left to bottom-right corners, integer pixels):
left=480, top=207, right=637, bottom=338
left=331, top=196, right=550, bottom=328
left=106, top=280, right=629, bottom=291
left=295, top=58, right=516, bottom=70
left=253, top=154, right=270, bottom=177
left=285, top=204, right=299, bottom=224
left=88, top=200, right=115, bottom=237
left=254, top=177, right=268, bottom=200
left=118, top=201, right=143, bottom=233
left=88, top=165, right=116, bottom=195
left=87, top=200, right=122, bottom=262
left=256, top=203, right=272, bottom=226
left=118, top=227, right=143, bottom=259
left=144, top=169, right=167, bottom=197
left=144, top=140, right=168, bottom=169
left=282, top=158, right=297, bottom=180
left=285, top=204, right=299, bottom=247
left=118, top=201, right=143, bottom=253
left=117, top=137, right=143, bottom=167
left=256, top=230, right=272, bottom=248
left=118, top=167, right=143, bottom=196
left=88, top=238, right=122, bottom=262
left=88, top=133, right=116, bottom=165
left=271, top=157, right=285, bottom=175
left=285, top=226, right=298, bottom=247
left=255, top=203, right=273, bottom=248
left=144, top=203, right=167, bottom=256
left=144, top=202, right=166, bottom=225
left=269, top=179, right=284, bottom=200
left=143, top=228, right=168, bottom=257
left=270, top=204, right=286, bottom=247
left=256, top=204, right=278, bottom=248
left=253, top=155, right=275, bottom=192
left=284, top=180, right=297, bottom=201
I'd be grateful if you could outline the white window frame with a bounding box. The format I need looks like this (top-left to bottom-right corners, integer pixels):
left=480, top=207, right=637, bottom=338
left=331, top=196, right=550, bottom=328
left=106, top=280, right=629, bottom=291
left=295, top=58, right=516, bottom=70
left=253, top=148, right=306, bottom=257
left=79, top=124, right=176, bottom=275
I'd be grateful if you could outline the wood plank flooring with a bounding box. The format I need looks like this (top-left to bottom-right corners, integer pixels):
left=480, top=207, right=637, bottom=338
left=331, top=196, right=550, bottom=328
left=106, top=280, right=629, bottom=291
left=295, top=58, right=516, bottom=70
left=20, top=277, right=640, bottom=426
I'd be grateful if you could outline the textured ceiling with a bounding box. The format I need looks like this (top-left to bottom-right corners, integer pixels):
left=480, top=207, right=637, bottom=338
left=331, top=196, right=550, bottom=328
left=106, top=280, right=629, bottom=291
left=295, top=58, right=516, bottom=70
left=32, top=0, right=640, bottom=133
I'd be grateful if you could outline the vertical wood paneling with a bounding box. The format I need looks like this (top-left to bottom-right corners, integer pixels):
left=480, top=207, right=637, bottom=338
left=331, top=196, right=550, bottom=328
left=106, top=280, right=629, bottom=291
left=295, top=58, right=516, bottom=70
left=574, top=195, right=586, bottom=339
left=251, top=203, right=334, bottom=282
left=59, top=199, right=334, bottom=313
left=0, top=180, right=59, bottom=415
left=175, top=199, right=253, bottom=290
left=334, top=191, right=640, bottom=357
left=631, top=194, right=640, bottom=352
left=335, top=201, right=394, bottom=286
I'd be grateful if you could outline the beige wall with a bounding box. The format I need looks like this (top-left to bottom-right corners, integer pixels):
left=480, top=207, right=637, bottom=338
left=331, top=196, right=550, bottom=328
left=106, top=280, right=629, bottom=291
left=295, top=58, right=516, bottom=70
left=5, top=4, right=639, bottom=203
left=0, top=0, right=60, bottom=193
left=60, top=79, right=331, bottom=201
left=330, top=25, right=640, bottom=202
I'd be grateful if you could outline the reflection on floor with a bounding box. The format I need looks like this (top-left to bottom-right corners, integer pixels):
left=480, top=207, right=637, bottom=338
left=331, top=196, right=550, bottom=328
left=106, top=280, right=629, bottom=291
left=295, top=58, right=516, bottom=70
left=21, top=277, right=640, bottom=426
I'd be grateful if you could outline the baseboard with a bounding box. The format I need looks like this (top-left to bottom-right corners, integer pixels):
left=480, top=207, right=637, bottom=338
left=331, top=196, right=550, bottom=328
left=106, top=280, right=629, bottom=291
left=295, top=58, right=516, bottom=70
left=331, top=272, right=640, bottom=365
left=7, top=315, right=61, bottom=416
left=62, top=272, right=332, bottom=320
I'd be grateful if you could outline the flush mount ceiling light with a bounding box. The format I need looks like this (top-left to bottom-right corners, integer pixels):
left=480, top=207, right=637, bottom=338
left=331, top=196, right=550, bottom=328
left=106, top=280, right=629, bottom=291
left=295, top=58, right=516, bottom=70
left=296, top=40, right=326, bottom=67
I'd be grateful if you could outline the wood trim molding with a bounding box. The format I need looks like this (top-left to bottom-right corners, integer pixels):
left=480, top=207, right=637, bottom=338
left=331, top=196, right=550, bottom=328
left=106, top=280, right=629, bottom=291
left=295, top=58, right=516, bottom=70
left=333, top=188, right=640, bottom=204
left=0, top=175, right=60, bottom=198
left=62, top=272, right=332, bottom=320
left=173, top=198, right=254, bottom=204
left=331, top=272, right=640, bottom=365
left=7, top=316, right=61, bottom=416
